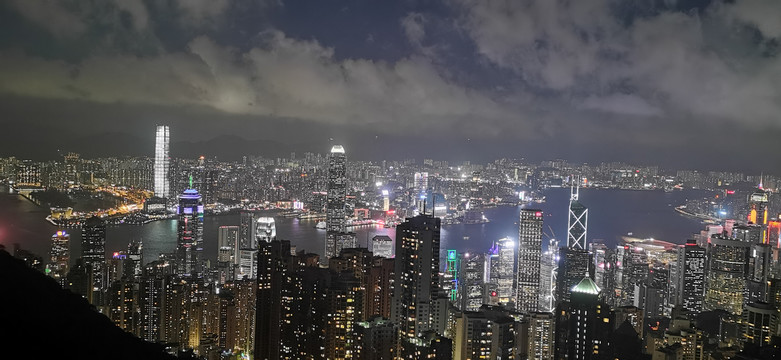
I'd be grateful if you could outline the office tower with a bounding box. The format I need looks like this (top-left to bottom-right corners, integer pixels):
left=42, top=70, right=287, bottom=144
left=617, top=245, right=648, bottom=307
left=239, top=211, right=256, bottom=250
left=678, top=240, right=705, bottom=313
left=554, top=277, right=613, bottom=360
left=748, top=243, right=772, bottom=302
left=444, top=250, right=458, bottom=303
left=567, top=184, right=588, bottom=250
left=589, top=242, right=608, bottom=291
left=747, top=189, right=768, bottom=230
left=743, top=302, right=778, bottom=346
left=556, top=247, right=590, bottom=305
left=528, top=312, right=555, bottom=360
left=237, top=249, right=258, bottom=280
left=517, top=209, right=543, bottom=313
left=177, top=186, right=204, bottom=277
left=372, top=235, right=393, bottom=258
left=154, top=125, right=170, bottom=198
left=458, top=252, right=486, bottom=312
left=255, top=217, right=276, bottom=243
left=82, top=216, right=107, bottom=307
left=392, top=214, right=442, bottom=342
left=217, top=226, right=238, bottom=283
left=539, top=239, right=558, bottom=312
left=382, top=189, right=390, bottom=212
left=46, top=230, right=70, bottom=286
left=325, top=145, right=355, bottom=261
left=489, top=237, right=515, bottom=306
left=414, top=172, right=429, bottom=194
left=453, top=306, right=519, bottom=360
left=356, top=317, right=396, bottom=360
left=704, top=235, right=751, bottom=315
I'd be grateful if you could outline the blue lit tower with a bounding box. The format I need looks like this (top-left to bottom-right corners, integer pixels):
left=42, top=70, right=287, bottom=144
left=177, top=176, right=204, bottom=277
left=517, top=209, right=543, bottom=313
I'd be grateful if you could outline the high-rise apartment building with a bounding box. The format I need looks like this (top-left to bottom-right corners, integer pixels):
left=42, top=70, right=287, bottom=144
left=392, top=214, right=442, bottom=341
left=82, top=216, right=107, bottom=307
left=517, top=209, right=543, bottom=313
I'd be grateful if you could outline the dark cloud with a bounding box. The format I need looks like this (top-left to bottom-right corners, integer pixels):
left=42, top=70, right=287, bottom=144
left=0, top=0, right=779, bottom=172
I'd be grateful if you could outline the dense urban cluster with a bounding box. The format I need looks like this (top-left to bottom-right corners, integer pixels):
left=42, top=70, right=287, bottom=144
left=4, top=125, right=781, bottom=360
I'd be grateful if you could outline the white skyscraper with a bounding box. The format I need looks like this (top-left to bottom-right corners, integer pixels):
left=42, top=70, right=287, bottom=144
left=255, top=217, right=277, bottom=244
left=154, top=125, right=170, bottom=198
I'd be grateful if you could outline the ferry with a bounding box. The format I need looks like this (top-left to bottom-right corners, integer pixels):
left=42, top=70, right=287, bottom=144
left=315, top=221, right=326, bottom=229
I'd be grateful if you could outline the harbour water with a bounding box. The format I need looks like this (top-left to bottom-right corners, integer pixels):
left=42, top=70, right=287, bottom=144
left=0, top=187, right=712, bottom=266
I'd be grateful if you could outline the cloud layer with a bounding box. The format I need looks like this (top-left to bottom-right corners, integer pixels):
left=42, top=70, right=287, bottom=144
left=1, top=0, right=780, bottom=152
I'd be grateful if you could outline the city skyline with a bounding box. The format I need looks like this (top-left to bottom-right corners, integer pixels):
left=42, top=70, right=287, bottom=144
left=3, top=1, right=781, bottom=359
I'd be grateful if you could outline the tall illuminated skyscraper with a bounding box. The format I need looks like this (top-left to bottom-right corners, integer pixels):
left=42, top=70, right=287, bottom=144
left=255, top=217, right=276, bottom=243
left=154, top=125, right=170, bottom=198
left=677, top=239, right=705, bottom=312
left=489, top=237, right=515, bottom=305
left=517, top=209, right=543, bottom=313
left=177, top=183, right=204, bottom=277
left=46, top=230, right=70, bottom=286
left=567, top=184, right=587, bottom=249
left=325, top=145, right=354, bottom=260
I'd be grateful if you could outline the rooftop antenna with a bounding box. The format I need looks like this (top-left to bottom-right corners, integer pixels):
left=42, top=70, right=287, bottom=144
left=189, top=174, right=193, bottom=189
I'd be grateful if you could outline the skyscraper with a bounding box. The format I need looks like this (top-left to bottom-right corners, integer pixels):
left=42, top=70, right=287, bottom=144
left=678, top=239, right=705, bottom=312
left=567, top=184, right=588, bottom=250
left=325, top=145, right=354, bottom=261
left=239, top=211, right=256, bottom=250
left=217, top=226, right=239, bottom=283
left=555, top=277, right=613, bottom=360
left=458, top=252, right=486, bottom=312
left=177, top=185, right=204, bottom=277
left=743, top=301, right=778, bottom=346
left=516, top=209, right=544, bottom=313
left=255, top=217, right=276, bottom=243
left=46, top=230, right=70, bottom=286
left=82, top=216, right=107, bottom=307
left=489, top=237, right=515, bottom=306
left=372, top=235, right=393, bottom=258
left=392, top=214, right=442, bottom=341
left=154, top=125, right=170, bottom=198
left=704, top=235, right=750, bottom=315
left=539, top=238, right=559, bottom=312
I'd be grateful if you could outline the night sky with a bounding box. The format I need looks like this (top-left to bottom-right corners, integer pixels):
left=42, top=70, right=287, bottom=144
left=0, top=0, right=779, bottom=171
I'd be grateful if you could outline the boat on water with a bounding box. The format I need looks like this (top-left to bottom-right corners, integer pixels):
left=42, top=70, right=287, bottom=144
left=315, top=221, right=326, bottom=229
